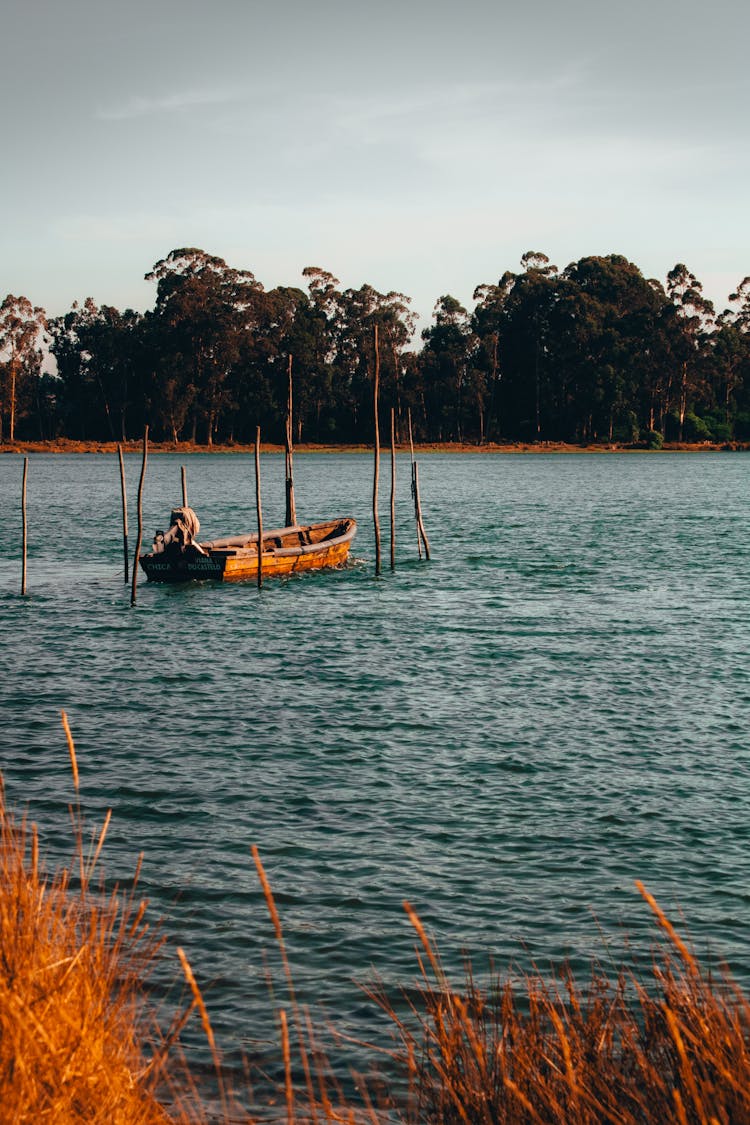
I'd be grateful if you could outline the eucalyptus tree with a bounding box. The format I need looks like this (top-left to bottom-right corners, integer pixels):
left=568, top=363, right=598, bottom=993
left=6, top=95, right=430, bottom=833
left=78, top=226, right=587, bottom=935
left=48, top=298, right=142, bottom=440
left=558, top=255, right=670, bottom=442
left=85, top=303, right=141, bottom=440
left=631, top=278, right=676, bottom=435
left=665, top=264, right=715, bottom=441
left=728, top=278, right=750, bottom=430
left=708, top=278, right=750, bottom=433
left=94, top=305, right=144, bottom=441
left=145, top=248, right=265, bottom=445
left=335, top=284, right=375, bottom=439
left=495, top=255, right=559, bottom=440
left=302, top=266, right=342, bottom=327
left=471, top=272, right=516, bottom=440
left=288, top=267, right=347, bottom=441
left=0, top=294, right=47, bottom=442
left=706, top=317, right=744, bottom=434
left=520, top=251, right=557, bottom=276
left=292, top=267, right=351, bottom=439
left=419, top=295, right=476, bottom=442
left=334, top=282, right=416, bottom=441
left=138, top=307, right=195, bottom=444
left=728, top=276, right=750, bottom=330
left=368, top=289, right=416, bottom=441
left=214, top=283, right=315, bottom=444
left=47, top=302, right=93, bottom=439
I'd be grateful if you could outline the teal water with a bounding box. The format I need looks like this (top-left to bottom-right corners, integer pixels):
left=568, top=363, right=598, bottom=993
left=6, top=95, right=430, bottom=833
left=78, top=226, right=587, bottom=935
left=1, top=451, right=749, bottom=1085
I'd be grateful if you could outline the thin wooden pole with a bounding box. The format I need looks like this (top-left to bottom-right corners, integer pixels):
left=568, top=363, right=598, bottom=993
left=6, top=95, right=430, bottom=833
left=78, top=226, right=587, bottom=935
left=408, top=409, right=430, bottom=560
left=373, top=324, right=382, bottom=576
left=117, top=444, right=129, bottom=583
left=285, top=355, right=297, bottom=527
left=413, top=462, right=431, bottom=560
left=390, top=407, right=396, bottom=570
left=408, top=409, right=422, bottom=560
left=181, top=464, right=188, bottom=508
left=130, top=426, right=148, bottom=606
left=255, top=425, right=263, bottom=589
left=21, top=456, right=28, bottom=595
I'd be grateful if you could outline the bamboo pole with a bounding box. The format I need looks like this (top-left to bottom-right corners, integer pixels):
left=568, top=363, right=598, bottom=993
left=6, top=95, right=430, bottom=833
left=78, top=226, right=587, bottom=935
left=255, top=425, right=263, bottom=589
left=117, top=444, right=129, bottom=583
left=408, top=409, right=421, bottom=560
left=373, top=324, right=382, bottom=575
left=181, top=464, right=188, bottom=508
left=285, top=355, right=297, bottom=527
left=130, top=426, right=148, bottom=606
left=390, top=407, right=396, bottom=570
left=21, top=456, right=28, bottom=595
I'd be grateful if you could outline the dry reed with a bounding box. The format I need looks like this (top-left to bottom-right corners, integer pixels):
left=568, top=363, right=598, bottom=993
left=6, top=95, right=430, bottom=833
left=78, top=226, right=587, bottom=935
left=0, top=720, right=232, bottom=1124
left=365, top=895, right=750, bottom=1124
left=4, top=719, right=750, bottom=1123
left=0, top=789, right=175, bottom=1122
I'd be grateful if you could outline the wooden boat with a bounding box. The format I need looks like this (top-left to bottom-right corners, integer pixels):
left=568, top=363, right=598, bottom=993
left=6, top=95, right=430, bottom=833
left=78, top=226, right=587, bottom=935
left=139, top=507, right=357, bottom=583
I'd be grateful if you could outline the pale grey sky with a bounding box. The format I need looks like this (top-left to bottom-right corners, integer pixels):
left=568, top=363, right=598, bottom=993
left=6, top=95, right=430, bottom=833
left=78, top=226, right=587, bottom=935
left=2, top=0, right=748, bottom=328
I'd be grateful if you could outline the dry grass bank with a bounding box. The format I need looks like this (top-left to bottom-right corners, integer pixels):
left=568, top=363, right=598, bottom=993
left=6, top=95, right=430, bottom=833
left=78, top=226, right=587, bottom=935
left=1, top=438, right=747, bottom=456
left=4, top=719, right=750, bottom=1122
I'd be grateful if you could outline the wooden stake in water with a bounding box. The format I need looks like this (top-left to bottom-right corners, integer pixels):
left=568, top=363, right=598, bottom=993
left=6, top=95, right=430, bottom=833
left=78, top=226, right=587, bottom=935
left=181, top=464, right=188, bottom=508
left=408, top=409, right=421, bottom=559
left=21, top=456, right=28, bottom=595
left=130, top=426, right=148, bottom=606
left=117, top=444, right=129, bottom=583
left=408, top=409, right=431, bottom=560
left=413, top=462, right=431, bottom=560
left=390, top=407, right=396, bottom=570
left=285, top=355, right=297, bottom=527
left=255, top=425, right=263, bottom=589
left=373, top=324, right=382, bottom=576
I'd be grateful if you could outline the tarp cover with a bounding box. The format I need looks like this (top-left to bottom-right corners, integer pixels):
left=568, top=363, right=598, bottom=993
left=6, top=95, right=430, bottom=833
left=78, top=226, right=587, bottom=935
left=169, top=507, right=200, bottom=542
left=152, top=507, right=201, bottom=553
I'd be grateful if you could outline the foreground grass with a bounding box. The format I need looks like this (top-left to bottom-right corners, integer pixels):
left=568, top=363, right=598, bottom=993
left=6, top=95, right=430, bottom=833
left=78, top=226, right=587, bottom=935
left=374, top=900, right=750, bottom=1124
left=3, top=725, right=750, bottom=1122
left=0, top=787, right=174, bottom=1122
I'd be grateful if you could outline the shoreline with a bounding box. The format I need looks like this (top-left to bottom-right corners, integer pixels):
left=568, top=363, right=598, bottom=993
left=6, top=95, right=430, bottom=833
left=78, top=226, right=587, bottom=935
left=1, top=438, right=748, bottom=456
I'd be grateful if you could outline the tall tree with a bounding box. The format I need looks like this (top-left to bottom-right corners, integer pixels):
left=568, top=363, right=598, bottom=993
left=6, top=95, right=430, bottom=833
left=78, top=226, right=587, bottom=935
left=558, top=255, right=670, bottom=442
left=495, top=256, right=559, bottom=440
left=665, top=264, right=714, bottom=441
left=472, top=272, right=516, bottom=440
left=420, top=295, right=475, bottom=441
left=145, top=248, right=264, bottom=445
left=47, top=302, right=92, bottom=439
left=47, top=298, right=134, bottom=440
left=0, top=295, right=47, bottom=442
left=708, top=278, right=750, bottom=433
left=334, top=283, right=416, bottom=441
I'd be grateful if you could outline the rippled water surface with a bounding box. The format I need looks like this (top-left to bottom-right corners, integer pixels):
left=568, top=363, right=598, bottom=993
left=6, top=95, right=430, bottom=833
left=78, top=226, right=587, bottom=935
left=1, top=450, right=749, bottom=1078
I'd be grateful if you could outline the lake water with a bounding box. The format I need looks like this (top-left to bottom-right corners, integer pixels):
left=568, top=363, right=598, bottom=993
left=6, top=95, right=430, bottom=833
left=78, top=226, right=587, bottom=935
left=1, top=450, right=749, bottom=1095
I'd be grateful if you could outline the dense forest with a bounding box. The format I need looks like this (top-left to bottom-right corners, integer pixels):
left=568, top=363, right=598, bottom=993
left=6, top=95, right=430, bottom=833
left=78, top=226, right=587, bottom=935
left=2, top=248, right=750, bottom=447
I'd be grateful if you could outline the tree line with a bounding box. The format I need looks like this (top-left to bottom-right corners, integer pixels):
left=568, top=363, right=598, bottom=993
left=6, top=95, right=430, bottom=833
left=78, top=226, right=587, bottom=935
left=2, top=247, right=750, bottom=447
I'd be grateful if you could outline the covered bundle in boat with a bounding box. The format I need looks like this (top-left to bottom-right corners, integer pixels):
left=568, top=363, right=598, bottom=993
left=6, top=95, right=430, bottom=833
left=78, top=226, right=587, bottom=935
left=150, top=507, right=206, bottom=557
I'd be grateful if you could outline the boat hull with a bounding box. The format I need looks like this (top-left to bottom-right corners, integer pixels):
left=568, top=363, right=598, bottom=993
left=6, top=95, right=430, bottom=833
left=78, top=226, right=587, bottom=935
left=139, top=518, right=356, bottom=583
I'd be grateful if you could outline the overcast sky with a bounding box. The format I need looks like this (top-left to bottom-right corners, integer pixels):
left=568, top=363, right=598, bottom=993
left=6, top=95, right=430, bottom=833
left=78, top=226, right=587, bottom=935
left=2, top=0, right=748, bottom=329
